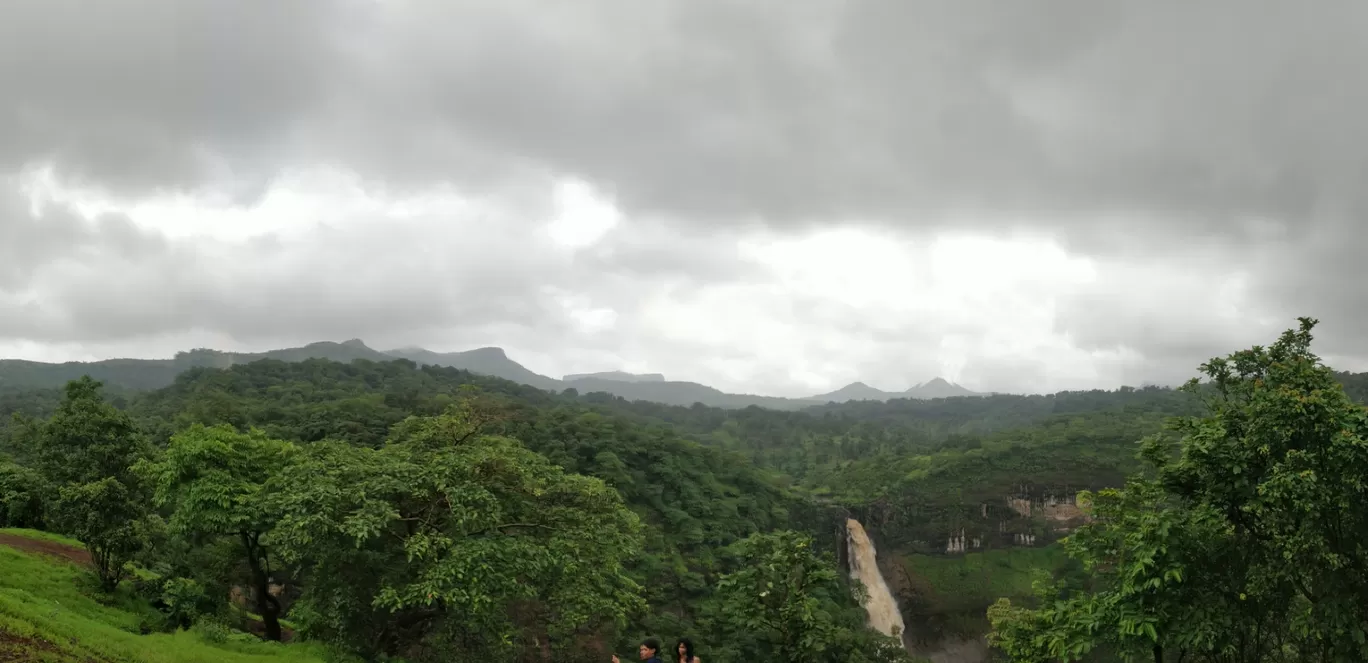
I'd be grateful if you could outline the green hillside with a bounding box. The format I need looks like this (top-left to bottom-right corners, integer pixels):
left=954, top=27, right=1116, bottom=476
left=0, top=339, right=966, bottom=410
left=3, top=322, right=1368, bottom=661
left=0, top=529, right=335, bottom=663
left=0, top=360, right=901, bottom=662
left=0, top=341, right=391, bottom=391
left=0, top=358, right=1213, bottom=658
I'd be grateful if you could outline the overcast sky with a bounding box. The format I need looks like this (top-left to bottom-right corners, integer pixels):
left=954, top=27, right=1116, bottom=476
left=2, top=0, right=1367, bottom=398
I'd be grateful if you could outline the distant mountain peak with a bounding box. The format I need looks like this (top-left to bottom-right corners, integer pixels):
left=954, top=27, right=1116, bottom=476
left=904, top=377, right=979, bottom=399
left=466, top=346, right=508, bottom=358
left=340, top=338, right=369, bottom=349
left=810, top=381, right=892, bottom=403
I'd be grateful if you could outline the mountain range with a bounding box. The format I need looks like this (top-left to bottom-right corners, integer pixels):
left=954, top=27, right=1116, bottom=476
left=0, top=339, right=983, bottom=409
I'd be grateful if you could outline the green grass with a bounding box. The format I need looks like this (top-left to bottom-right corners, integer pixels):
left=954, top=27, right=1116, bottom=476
left=898, top=545, right=1071, bottom=640
left=903, top=545, right=1067, bottom=613
left=0, top=532, right=336, bottom=662
left=0, top=528, right=86, bottom=549
left=1, top=527, right=161, bottom=582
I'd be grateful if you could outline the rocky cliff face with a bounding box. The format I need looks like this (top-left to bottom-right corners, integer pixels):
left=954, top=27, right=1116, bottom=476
left=849, top=483, right=1097, bottom=556
left=847, top=485, right=1099, bottom=662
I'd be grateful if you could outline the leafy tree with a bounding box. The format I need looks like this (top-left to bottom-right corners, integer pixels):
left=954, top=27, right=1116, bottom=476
left=10, top=346, right=1367, bottom=655
left=0, top=459, right=46, bottom=528
left=986, top=481, right=1227, bottom=662
left=269, top=410, right=646, bottom=661
left=712, top=530, right=911, bottom=663
left=142, top=424, right=298, bottom=641
left=34, top=377, right=152, bottom=590
left=988, top=318, right=1368, bottom=662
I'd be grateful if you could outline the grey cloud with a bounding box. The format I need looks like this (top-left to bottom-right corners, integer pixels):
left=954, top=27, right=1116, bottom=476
left=0, top=174, right=767, bottom=367
left=1053, top=219, right=1368, bottom=376
left=957, top=356, right=1052, bottom=396
left=0, top=181, right=168, bottom=290
left=7, top=0, right=1367, bottom=241
left=573, top=221, right=763, bottom=285
left=0, top=0, right=353, bottom=197
left=1238, top=227, right=1368, bottom=359
left=4, top=0, right=1368, bottom=390
left=0, top=181, right=578, bottom=344
left=347, top=0, right=1368, bottom=249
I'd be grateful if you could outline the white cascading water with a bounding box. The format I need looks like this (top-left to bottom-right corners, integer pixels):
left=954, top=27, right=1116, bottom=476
left=845, top=518, right=907, bottom=640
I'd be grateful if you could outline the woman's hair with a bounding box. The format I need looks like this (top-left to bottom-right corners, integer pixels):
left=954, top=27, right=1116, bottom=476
left=675, top=638, right=695, bottom=660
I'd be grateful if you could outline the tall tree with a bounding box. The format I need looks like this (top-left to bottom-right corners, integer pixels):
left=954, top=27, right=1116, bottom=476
left=142, top=424, right=297, bottom=641
left=268, top=410, right=646, bottom=660
left=35, top=377, right=151, bottom=590
left=989, top=318, right=1368, bottom=662
left=712, top=530, right=911, bottom=663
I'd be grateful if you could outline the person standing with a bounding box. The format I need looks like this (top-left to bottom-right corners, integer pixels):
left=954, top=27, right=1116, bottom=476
left=675, top=638, right=701, bottom=663
left=611, top=638, right=663, bottom=663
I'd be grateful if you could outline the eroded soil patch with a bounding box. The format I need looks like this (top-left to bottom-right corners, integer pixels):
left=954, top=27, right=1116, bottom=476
left=0, top=534, right=91, bottom=567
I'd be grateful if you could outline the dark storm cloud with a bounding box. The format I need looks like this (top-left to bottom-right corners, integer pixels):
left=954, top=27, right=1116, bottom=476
left=6, top=0, right=1366, bottom=238
left=342, top=0, right=1368, bottom=250
left=0, top=0, right=354, bottom=197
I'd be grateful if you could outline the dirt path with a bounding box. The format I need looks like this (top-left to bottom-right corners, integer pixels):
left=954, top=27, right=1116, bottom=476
left=0, top=533, right=92, bottom=567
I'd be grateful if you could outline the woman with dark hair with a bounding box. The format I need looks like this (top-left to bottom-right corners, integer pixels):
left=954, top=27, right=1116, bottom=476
left=675, top=638, right=700, bottom=663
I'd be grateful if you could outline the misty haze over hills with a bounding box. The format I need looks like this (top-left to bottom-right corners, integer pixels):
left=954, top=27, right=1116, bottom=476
left=563, top=371, right=667, bottom=383
left=0, top=339, right=983, bottom=409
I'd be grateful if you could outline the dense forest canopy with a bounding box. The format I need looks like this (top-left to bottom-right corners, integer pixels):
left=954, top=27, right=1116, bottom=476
left=1, top=320, right=1367, bottom=661
left=989, top=319, right=1368, bottom=662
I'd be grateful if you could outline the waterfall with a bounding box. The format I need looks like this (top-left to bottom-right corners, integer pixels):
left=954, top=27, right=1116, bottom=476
left=845, top=518, right=906, bottom=640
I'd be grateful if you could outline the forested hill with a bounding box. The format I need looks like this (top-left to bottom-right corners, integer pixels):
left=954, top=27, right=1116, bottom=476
left=4, top=358, right=1364, bottom=517
left=0, top=338, right=978, bottom=409
left=4, top=350, right=1368, bottom=660
left=1, top=357, right=903, bottom=661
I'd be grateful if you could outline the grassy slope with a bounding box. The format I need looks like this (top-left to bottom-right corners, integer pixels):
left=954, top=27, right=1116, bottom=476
left=0, top=530, right=332, bottom=663
left=900, top=546, right=1068, bottom=639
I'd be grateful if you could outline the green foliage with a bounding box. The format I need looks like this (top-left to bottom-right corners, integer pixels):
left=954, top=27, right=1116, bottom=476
left=268, top=410, right=646, bottom=661
left=5, top=331, right=1365, bottom=660
left=125, top=359, right=810, bottom=648
left=711, top=531, right=911, bottom=663
left=144, top=424, right=300, bottom=640
left=989, top=318, right=1368, bottom=662
left=0, top=459, right=46, bottom=528
left=49, top=477, right=147, bottom=592
left=0, top=532, right=335, bottom=662
left=160, top=577, right=213, bottom=630
left=31, top=377, right=153, bottom=591
left=0, top=527, right=85, bottom=548
left=146, top=424, right=297, bottom=541
left=901, top=546, right=1073, bottom=641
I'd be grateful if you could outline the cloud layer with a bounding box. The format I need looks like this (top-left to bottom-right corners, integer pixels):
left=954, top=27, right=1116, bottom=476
left=3, top=0, right=1366, bottom=395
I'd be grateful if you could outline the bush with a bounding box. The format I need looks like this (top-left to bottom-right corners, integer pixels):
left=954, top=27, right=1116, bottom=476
left=161, top=576, right=212, bottom=630
left=192, top=617, right=233, bottom=644
left=0, top=460, right=47, bottom=528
